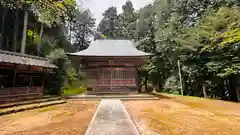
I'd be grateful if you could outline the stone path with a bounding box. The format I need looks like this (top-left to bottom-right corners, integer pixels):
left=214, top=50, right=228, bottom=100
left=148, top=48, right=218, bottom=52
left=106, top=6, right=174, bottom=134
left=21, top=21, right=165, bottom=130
left=85, top=99, right=140, bottom=135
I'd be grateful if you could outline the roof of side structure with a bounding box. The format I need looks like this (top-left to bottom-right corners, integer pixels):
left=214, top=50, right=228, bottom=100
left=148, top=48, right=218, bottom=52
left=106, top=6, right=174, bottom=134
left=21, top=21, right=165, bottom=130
left=0, top=50, right=57, bottom=68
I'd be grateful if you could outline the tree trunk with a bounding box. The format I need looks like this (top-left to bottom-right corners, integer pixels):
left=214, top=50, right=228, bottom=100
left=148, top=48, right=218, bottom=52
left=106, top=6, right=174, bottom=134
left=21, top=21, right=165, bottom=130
left=6, top=38, right=9, bottom=50
left=157, top=69, right=161, bottom=91
left=202, top=83, right=207, bottom=98
left=136, top=70, right=141, bottom=93
left=178, top=60, right=184, bottom=95
left=228, top=76, right=239, bottom=102
left=13, top=7, right=20, bottom=52
left=0, top=8, right=8, bottom=49
left=21, top=5, right=29, bottom=53
left=144, top=74, right=148, bottom=93
left=38, top=23, right=44, bottom=56
left=81, top=24, right=86, bottom=50
left=157, top=80, right=161, bottom=92
left=32, top=28, right=35, bottom=42
left=69, top=20, right=72, bottom=43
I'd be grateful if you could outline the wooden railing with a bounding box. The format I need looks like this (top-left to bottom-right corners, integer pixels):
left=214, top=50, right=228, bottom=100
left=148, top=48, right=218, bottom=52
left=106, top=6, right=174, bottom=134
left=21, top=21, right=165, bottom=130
left=0, top=87, right=43, bottom=96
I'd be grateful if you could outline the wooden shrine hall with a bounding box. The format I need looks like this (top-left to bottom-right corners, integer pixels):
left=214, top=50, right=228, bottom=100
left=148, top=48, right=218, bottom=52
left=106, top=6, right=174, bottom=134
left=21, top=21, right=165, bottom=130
left=68, top=40, right=151, bottom=94
left=0, top=50, right=56, bottom=100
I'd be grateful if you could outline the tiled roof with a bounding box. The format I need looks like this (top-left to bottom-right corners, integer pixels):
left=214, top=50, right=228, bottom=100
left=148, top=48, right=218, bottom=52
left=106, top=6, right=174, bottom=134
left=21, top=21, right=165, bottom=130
left=0, top=50, right=57, bottom=68
left=68, top=40, right=152, bottom=57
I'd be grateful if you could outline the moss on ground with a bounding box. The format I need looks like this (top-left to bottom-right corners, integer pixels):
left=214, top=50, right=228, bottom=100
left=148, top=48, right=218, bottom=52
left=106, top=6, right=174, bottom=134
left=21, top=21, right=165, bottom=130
left=63, top=86, right=86, bottom=96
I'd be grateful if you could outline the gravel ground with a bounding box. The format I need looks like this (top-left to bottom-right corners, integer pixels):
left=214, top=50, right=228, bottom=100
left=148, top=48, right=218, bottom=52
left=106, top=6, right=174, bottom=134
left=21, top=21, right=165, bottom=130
left=124, top=94, right=240, bottom=135
left=0, top=100, right=98, bottom=135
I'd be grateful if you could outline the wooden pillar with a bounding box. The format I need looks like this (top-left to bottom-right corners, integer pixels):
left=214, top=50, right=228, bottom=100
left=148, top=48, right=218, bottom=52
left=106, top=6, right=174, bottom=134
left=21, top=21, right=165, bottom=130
left=26, top=66, right=31, bottom=94
left=135, top=67, right=140, bottom=93
left=29, top=76, right=32, bottom=87
left=41, top=73, right=45, bottom=95
left=12, top=65, right=17, bottom=87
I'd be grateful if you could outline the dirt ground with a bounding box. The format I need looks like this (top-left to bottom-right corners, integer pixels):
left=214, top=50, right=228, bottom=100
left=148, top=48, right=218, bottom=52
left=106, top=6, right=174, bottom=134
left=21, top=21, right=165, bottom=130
left=0, top=100, right=98, bottom=135
left=124, top=94, right=240, bottom=135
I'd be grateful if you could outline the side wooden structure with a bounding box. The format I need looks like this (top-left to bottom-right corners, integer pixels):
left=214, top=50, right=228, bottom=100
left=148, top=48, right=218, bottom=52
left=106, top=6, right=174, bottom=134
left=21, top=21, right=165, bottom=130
left=0, top=50, right=56, bottom=100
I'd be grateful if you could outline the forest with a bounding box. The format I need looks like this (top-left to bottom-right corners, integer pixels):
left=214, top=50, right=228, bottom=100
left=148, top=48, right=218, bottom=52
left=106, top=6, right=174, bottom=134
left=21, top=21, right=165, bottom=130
left=0, top=0, right=239, bottom=102
left=0, top=0, right=95, bottom=95
left=97, top=0, right=240, bottom=102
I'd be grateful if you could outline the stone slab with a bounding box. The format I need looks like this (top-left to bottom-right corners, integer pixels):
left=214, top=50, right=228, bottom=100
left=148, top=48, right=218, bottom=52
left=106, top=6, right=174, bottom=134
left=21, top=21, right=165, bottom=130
left=85, top=99, right=140, bottom=135
left=66, top=94, right=158, bottom=101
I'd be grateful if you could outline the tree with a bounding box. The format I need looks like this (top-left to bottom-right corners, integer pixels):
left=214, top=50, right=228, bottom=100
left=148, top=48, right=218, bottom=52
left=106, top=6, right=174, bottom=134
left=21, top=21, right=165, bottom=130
left=177, top=7, right=240, bottom=101
left=98, top=6, right=120, bottom=38
left=47, top=48, right=74, bottom=95
left=118, top=0, right=137, bottom=39
left=72, top=9, right=95, bottom=51
left=0, top=0, right=96, bottom=95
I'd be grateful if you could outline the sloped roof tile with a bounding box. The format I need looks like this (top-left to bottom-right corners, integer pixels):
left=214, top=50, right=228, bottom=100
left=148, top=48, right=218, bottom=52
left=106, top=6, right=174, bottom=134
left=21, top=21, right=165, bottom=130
left=0, top=50, right=56, bottom=68
left=68, top=40, right=152, bottom=57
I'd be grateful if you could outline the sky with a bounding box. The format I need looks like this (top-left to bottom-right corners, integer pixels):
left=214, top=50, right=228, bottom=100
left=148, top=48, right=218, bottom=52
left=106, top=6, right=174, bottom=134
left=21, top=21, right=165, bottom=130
left=78, top=0, right=153, bottom=24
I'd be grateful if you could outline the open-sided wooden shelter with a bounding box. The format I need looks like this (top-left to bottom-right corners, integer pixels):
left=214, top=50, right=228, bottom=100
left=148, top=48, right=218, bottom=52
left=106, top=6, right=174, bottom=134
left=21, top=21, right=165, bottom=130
left=68, top=40, right=151, bottom=94
left=0, top=50, right=56, bottom=100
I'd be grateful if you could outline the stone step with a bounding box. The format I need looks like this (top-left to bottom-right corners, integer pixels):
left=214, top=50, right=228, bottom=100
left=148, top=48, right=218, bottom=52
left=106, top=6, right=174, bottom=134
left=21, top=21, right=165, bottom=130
left=69, top=97, right=159, bottom=101
left=0, top=97, right=62, bottom=109
left=0, top=100, right=66, bottom=116
left=66, top=94, right=158, bottom=100
left=0, top=95, right=53, bottom=104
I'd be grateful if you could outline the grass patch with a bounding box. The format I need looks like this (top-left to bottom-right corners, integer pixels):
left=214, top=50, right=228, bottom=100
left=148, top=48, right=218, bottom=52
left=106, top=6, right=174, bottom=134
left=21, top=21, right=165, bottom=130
left=37, top=106, right=58, bottom=112
left=52, top=111, right=75, bottom=118
left=63, top=86, right=86, bottom=96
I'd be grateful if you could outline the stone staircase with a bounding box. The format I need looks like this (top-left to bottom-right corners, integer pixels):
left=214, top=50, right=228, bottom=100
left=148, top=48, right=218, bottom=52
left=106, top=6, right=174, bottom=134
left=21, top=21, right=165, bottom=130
left=0, top=95, right=66, bottom=116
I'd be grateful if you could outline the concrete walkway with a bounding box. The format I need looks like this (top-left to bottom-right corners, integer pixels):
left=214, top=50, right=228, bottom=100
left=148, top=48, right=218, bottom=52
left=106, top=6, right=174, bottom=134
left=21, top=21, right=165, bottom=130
left=85, top=99, right=140, bottom=135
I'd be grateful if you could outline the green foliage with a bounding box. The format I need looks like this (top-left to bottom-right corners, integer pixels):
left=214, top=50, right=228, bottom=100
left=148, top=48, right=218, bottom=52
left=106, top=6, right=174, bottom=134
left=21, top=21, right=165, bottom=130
left=118, top=0, right=137, bottom=39
left=0, top=0, right=92, bottom=96
left=164, top=76, right=180, bottom=93
left=63, top=86, right=86, bottom=96
left=46, top=48, right=80, bottom=95
left=98, top=0, right=240, bottom=101
left=98, top=6, right=120, bottom=38
left=27, top=29, right=40, bottom=45
left=72, top=9, right=96, bottom=51
left=66, top=68, right=78, bottom=85
left=45, top=49, right=68, bottom=95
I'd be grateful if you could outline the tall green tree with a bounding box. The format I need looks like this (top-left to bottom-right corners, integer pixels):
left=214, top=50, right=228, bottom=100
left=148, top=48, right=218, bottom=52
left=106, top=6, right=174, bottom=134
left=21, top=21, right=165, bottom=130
left=177, top=7, right=240, bottom=101
left=98, top=6, right=120, bottom=38
left=72, top=9, right=95, bottom=51
left=118, top=0, right=137, bottom=39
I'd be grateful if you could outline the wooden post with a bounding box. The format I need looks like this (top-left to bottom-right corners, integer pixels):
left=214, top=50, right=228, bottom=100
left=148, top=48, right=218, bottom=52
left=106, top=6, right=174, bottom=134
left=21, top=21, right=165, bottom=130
left=26, top=66, right=31, bottom=94
left=10, top=65, right=17, bottom=96
left=12, top=65, right=17, bottom=87
left=178, top=60, right=184, bottom=95
left=29, top=76, right=32, bottom=87
left=41, top=73, right=45, bottom=95
left=109, top=59, right=113, bottom=91
left=136, top=67, right=141, bottom=93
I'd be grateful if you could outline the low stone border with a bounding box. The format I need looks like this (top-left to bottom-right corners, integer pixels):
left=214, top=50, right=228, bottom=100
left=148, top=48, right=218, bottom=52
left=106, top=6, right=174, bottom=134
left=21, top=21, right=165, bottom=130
left=0, top=100, right=66, bottom=116
left=66, top=94, right=159, bottom=101
left=0, top=97, right=62, bottom=109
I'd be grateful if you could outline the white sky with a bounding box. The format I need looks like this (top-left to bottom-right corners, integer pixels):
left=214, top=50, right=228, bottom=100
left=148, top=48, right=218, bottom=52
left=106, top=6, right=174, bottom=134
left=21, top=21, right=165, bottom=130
left=78, top=0, right=153, bottom=24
